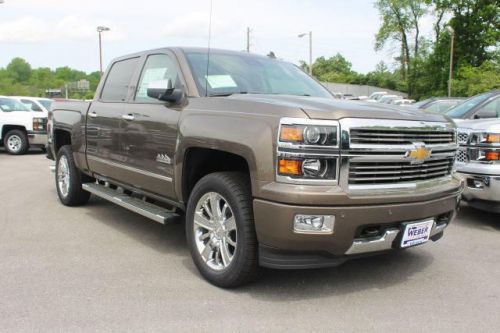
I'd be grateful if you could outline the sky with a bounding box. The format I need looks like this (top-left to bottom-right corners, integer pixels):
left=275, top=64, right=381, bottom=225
left=0, top=0, right=401, bottom=74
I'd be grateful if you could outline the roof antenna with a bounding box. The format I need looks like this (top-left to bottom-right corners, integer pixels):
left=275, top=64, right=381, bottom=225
left=205, top=0, right=214, bottom=97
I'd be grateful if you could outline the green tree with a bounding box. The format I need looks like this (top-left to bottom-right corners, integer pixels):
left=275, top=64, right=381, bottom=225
left=6, top=57, right=32, bottom=82
left=312, top=54, right=359, bottom=83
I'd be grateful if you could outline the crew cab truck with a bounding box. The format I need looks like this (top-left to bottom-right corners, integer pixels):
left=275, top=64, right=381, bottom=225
left=47, top=48, right=462, bottom=287
left=456, top=120, right=500, bottom=213
left=1, top=96, right=48, bottom=155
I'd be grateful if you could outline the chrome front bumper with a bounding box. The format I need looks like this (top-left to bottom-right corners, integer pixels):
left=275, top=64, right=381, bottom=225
left=456, top=171, right=500, bottom=212
left=28, top=132, right=48, bottom=146
left=345, top=220, right=448, bottom=255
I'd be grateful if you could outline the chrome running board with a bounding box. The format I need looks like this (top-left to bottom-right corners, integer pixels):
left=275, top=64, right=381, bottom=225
left=82, top=183, right=179, bottom=224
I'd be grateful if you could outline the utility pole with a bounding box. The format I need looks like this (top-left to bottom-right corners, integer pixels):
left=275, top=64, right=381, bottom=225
left=97, top=26, right=110, bottom=75
left=447, top=26, right=455, bottom=97
left=246, top=27, right=252, bottom=53
left=298, top=31, right=313, bottom=76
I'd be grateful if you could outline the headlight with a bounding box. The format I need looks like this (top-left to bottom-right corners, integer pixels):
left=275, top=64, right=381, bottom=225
left=277, top=118, right=340, bottom=184
left=278, top=158, right=337, bottom=179
left=471, top=132, right=500, bottom=145
left=468, top=132, right=500, bottom=163
left=279, top=124, right=338, bottom=147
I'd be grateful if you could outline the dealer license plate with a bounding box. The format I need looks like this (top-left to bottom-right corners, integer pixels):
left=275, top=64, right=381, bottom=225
left=400, top=220, right=434, bottom=248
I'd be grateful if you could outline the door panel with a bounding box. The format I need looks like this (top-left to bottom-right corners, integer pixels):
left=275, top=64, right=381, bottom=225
left=86, top=57, right=139, bottom=178
left=119, top=103, right=179, bottom=199
left=86, top=101, right=125, bottom=174
left=118, top=53, right=182, bottom=199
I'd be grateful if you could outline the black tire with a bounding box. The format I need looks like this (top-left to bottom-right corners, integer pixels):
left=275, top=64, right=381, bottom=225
left=186, top=172, right=259, bottom=288
left=4, top=130, right=29, bottom=155
left=55, top=145, right=92, bottom=206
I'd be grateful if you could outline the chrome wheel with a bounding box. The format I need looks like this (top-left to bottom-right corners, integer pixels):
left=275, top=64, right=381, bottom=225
left=57, top=155, right=70, bottom=198
left=7, top=134, right=22, bottom=153
left=193, top=192, right=237, bottom=271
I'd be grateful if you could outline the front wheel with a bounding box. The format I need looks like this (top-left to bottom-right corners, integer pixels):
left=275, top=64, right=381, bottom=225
left=4, top=130, right=29, bottom=155
left=55, top=145, right=92, bottom=206
left=186, top=172, right=259, bottom=288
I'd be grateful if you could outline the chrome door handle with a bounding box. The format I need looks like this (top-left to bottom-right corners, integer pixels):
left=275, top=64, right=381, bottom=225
left=88, top=111, right=98, bottom=118
left=122, top=114, right=135, bottom=121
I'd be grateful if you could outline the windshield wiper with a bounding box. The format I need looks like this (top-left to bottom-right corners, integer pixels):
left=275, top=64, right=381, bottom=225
left=208, top=91, right=248, bottom=97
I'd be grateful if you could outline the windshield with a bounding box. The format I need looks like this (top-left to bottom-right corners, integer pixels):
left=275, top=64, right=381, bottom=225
left=446, top=93, right=493, bottom=119
left=185, top=51, right=332, bottom=98
left=0, top=98, right=30, bottom=112
left=37, top=99, right=52, bottom=110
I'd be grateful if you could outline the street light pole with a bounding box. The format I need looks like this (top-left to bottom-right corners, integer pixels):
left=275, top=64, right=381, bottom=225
left=447, top=26, right=455, bottom=97
left=298, top=31, right=313, bottom=76
left=97, top=26, right=110, bottom=75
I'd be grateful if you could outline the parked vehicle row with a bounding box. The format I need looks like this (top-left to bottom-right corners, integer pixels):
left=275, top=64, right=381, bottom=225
left=0, top=96, right=50, bottom=155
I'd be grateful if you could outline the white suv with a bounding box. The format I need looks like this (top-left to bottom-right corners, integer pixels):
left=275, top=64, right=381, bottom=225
left=0, top=96, right=48, bottom=155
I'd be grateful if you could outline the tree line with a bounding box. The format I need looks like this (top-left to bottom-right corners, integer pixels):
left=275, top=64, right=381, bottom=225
left=0, top=57, right=100, bottom=99
left=302, top=0, right=499, bottom=99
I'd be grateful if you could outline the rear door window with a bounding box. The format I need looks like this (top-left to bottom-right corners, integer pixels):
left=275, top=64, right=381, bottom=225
left=21, top=99, right=43, bottom=112
left=101, top=57, right=139, bottom=102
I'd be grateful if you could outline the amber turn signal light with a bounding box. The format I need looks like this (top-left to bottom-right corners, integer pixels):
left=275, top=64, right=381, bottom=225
left=280, top=125, right=303, bottom=142
left=485, top=151, right=499, bottom=161
left=279, top=159, right=303, bottom=176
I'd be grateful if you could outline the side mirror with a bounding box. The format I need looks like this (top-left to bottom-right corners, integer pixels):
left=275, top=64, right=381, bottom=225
left=147, top=79, right=184, bottom=104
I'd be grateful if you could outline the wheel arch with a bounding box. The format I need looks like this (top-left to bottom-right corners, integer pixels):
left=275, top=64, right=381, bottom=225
left=179, top=146, right=256, bottom=204
left=1, top=125, right=27, bottom=141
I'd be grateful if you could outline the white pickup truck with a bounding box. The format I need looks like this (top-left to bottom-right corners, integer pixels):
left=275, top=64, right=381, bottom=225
left=0, top=96, right=48, bottom=155
left=456, top=119, right=500, bottom=213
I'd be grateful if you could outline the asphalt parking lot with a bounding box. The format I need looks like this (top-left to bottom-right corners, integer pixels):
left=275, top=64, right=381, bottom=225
left=1, top=151, right=499, bottom=332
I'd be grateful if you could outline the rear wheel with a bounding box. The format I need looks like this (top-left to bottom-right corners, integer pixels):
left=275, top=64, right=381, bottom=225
left=55, top=145, right=92, bottom=206
left=4, top=130, right=29, bottom=155
left=186, top=172, right=259, bottom=288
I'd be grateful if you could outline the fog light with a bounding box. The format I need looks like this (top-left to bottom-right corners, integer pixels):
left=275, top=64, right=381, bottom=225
left=294, top=214, right=335, bottom=234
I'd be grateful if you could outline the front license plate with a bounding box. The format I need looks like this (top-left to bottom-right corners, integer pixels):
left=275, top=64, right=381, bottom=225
left=400, top=220, right=434, bottom=248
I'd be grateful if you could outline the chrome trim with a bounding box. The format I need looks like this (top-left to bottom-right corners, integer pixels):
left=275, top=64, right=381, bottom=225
left=345, top=229, right=399, bottom=255
left=87, top=155, right=173, bottom=182
left=345, top=219, right=447, bottom=255
left=339, top=118, right=457, bottom=191
left=341, top=118, right=456, bottom=151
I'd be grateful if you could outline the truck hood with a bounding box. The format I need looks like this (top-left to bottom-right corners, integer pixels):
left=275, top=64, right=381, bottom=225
left=455, top=118, right=500, bottom=132
left=228, top=94, right=449, bottom=122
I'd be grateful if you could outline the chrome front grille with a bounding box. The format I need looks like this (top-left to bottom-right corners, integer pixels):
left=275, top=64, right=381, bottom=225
left=457, top=131, right=469, bottom=145
left=455, top=149, right=468, bottom=163
left=349, top=157, right=454, bottom=184
left=350, top=128, right=455, bottom=145
left=340, top=118, right=457, bottom=189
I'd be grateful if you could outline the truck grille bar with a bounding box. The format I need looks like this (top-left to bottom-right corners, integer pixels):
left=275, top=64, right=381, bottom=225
left=350, top=129, right=455, bottom=145
left=349, top=157, right=454, bottom=184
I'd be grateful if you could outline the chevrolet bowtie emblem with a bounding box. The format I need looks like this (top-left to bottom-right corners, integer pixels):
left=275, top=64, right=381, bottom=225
left=405, top=143, right=432, bottom=164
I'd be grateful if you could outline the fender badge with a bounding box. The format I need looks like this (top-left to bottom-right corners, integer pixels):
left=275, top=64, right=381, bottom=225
left=156, top=154, right=171, bottom=165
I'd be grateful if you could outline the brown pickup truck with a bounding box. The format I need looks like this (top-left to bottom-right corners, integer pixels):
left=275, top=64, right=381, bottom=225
left=47, top=47, right=462, bottom=287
